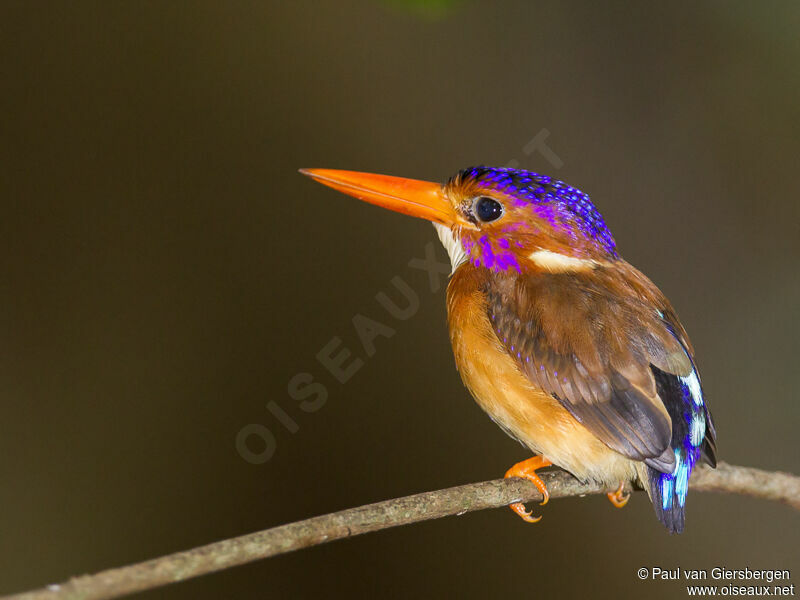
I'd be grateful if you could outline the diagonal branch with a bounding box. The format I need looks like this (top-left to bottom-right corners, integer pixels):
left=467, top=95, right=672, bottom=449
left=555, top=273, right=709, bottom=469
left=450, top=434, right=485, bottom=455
left=4, top=462, right=799, bottom=600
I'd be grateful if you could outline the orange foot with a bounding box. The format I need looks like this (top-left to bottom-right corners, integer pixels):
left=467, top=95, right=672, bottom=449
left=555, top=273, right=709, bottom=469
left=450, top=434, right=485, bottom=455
left=606, top=481, right=630, bottom=508
left=504, top=455, right=553, bottom=523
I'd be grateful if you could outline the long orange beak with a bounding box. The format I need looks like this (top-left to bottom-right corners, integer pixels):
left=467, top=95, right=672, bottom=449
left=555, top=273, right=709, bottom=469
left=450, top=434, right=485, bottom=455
left=299, top=168, right=454, bottom=226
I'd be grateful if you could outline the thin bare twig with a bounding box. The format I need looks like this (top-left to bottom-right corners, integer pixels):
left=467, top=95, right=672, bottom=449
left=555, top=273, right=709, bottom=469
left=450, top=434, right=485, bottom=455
left=4, top=462, right=798, bottom=600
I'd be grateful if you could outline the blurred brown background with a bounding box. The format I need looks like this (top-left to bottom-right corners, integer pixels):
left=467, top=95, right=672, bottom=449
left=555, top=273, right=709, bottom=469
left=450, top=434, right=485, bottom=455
left=2, top=1, right=799, bottom=598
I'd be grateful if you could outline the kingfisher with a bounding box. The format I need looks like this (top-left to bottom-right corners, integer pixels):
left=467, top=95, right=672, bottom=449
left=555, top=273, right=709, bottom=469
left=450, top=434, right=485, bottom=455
left=299, top=166, right=717, bottom=533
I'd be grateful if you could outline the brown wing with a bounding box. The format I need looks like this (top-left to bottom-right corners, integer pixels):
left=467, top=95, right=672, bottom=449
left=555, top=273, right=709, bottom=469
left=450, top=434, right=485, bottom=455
left=487, top=261, right=693, bottom=470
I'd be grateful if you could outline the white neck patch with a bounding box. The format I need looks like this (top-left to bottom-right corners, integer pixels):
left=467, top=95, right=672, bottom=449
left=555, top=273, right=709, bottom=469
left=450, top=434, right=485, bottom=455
left=433, top=223, right=467, bottom=274
left=528, top=249, right=597, bottom=272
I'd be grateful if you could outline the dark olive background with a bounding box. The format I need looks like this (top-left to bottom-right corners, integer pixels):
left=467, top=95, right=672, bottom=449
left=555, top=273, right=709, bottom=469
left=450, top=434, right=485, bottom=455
left=2, top=1, right=799, bottom=598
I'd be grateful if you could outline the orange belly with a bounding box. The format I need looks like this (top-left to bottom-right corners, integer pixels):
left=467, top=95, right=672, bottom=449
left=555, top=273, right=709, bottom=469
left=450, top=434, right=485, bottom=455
left=446, top=265, right=638, bottom=484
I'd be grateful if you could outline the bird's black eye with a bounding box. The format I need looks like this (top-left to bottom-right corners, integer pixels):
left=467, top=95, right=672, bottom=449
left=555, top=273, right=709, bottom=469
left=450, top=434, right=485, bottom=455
left=473, top=196, right=504, bottom=223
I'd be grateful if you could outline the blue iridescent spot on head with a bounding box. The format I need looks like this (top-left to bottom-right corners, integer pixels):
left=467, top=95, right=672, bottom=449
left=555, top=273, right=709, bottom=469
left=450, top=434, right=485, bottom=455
left=450, top=166, right=618, bottom=257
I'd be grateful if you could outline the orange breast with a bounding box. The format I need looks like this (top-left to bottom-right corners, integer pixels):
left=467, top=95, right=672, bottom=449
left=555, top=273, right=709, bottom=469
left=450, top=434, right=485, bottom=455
left=446, top=265, right=638, bottom=484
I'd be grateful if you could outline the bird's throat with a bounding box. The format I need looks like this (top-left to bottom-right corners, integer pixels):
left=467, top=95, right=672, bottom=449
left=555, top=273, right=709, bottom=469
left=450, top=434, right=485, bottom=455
left=433, top=223, right=467, bottom=274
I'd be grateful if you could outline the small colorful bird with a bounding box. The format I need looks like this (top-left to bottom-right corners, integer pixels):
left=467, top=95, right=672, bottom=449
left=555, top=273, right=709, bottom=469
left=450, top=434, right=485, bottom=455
left=300, top=166, right=716, bottom=533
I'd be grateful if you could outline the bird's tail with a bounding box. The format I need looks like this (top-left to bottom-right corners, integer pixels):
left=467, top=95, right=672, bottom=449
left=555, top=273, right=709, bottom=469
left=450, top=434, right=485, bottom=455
left=645, top=459, right=688, bottom=534
left=643, top=366, right=717, bottom=534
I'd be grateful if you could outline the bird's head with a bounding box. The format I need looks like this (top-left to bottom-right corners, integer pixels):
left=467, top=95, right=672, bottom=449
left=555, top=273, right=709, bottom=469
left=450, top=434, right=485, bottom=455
left=300, top=166, right=618, bottom=274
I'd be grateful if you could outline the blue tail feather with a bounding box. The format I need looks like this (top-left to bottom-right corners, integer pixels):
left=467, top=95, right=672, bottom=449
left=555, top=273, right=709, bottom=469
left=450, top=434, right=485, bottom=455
left=647, top=366, right=714, bottom=534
